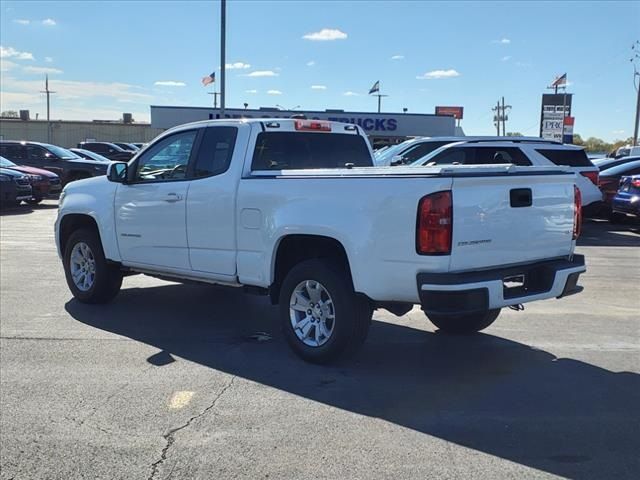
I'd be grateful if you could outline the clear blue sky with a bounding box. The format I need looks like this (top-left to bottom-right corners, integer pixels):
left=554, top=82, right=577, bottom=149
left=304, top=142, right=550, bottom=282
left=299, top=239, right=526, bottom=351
left=1, top=0, right=638, bottom=141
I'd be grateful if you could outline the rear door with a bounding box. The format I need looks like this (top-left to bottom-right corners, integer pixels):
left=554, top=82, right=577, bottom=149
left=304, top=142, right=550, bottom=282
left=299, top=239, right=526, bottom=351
left=449, top=171, right=575, bottom=271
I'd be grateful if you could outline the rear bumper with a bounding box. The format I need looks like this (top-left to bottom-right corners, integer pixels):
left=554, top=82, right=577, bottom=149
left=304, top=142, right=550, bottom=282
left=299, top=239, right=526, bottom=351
left=418, top=255, right=586, bottom=316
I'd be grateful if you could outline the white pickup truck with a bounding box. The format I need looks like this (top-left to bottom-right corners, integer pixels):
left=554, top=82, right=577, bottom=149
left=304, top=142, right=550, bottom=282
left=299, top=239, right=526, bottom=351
left=56, top=119, right=586, bottom=363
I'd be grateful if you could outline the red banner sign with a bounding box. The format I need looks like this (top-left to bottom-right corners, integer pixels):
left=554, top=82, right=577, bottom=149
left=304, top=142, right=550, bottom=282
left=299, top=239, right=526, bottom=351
left=435, top=106, right=464, bottom=120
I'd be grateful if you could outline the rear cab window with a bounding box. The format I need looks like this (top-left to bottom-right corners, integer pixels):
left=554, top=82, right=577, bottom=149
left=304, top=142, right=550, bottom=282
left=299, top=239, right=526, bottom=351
left=251, top=132, right=373, bottom=170
left=536, top=148, right=593, bottom=168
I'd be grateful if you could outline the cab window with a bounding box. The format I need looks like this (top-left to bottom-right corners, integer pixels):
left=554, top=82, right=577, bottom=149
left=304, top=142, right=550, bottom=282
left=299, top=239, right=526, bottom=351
left=134, top=131, right=197, bottom=182
left=192, top=127, right=238, bottom=178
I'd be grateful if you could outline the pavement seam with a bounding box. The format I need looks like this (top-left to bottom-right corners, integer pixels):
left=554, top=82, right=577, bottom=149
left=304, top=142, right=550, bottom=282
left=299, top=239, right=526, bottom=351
left=147, top=375, right=237, bottom=480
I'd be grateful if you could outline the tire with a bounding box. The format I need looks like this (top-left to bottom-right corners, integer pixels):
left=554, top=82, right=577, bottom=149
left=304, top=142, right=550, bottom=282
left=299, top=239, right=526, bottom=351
left=63, top=228, right=122, bottom=304
left=609, top=211, right=626, bottom=224
left=26, top=197, right=43, bottom=205
left=426, top=309, right=501, bottom=335
left=279, top=259, right=372, bottom=364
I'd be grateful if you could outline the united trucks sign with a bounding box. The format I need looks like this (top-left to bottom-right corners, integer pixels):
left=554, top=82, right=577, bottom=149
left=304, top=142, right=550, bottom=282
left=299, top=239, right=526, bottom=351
left=150, top=106, right=456, bottom=138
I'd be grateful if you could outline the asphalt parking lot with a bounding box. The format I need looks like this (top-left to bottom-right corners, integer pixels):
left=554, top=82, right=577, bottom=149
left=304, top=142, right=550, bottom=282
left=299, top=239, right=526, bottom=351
left=1, top=201, right=638, bottom=480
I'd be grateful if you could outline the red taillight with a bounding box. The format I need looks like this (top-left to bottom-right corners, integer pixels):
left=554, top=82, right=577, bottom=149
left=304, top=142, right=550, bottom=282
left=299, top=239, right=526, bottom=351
left=573, top=185, right=582, bottom=240
left=294, top=120, right=331, bottom=132
left=417, top=191, right=452, bottom=255
left=632, top=179, right=640, bottom=188
left=580, top=171, right=599, bottom=186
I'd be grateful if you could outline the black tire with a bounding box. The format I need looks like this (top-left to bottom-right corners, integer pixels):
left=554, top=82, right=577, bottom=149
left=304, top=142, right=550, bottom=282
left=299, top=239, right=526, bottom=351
left=26, top=197, right=43, bottom=205
left=427, top=309, right=501, bottom=335
left=279, top=259, right=372, bottom=364
left=609, top=211, right=626, bottom=224
left=63, top=228, right=122, bottom=304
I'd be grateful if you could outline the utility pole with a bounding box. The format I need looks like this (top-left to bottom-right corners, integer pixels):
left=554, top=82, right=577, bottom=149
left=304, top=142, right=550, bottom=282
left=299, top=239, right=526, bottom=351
left=40, top=74, right=56, bottom=143
left=501, top=96, right=506, bottom=135
left=492, top=101, right=501, bottom=135
left=492, top=98, right=512, bottom=136
left=632, top=40, right=640, bottom=146
left=220, top=0, right=226, bottom=116
left=373, top=93, right=389, bottom=113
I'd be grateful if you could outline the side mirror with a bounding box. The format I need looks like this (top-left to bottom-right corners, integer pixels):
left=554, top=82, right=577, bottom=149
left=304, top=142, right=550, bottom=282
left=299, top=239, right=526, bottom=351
left=108, top=162, right=128, bottom=183
left=390, top=154, right=404, bottom=166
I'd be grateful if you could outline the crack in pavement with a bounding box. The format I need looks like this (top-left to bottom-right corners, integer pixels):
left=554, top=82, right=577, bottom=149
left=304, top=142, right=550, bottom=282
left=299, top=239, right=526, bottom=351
left=147, top=375, right=237, bottom=480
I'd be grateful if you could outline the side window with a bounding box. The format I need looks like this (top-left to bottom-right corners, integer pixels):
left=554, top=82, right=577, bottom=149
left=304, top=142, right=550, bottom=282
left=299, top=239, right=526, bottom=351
left=472, top=147, right=532, bottom=166
left=92, top=144, right=107, bottom=153
left=427, top=148, right=468, bottom=165
left=134, top=131, right=197, bottom=182
left=192, top=126, right=238, bottom=178
left=402, top=142, right=448, bottom=164
left=27, top=146, right=49, bottom=161
left=0, top=145, right=26, bottom=161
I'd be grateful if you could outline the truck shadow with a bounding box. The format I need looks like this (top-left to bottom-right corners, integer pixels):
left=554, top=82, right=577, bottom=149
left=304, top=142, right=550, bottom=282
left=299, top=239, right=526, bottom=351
left=66, top=283, right=639, bottom=480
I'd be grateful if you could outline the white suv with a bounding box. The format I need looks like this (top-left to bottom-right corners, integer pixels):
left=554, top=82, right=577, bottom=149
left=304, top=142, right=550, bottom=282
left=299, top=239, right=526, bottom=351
left=410, top=140, right=602, bottom=209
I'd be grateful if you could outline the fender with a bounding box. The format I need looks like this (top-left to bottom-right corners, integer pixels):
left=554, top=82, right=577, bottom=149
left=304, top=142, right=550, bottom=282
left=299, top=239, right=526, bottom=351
left=56, top=176, right=121, bottom=262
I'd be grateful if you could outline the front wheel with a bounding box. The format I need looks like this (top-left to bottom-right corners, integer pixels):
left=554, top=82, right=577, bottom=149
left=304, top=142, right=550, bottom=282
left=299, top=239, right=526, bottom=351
left=63, top=228, right=122, bottom=304
left=279, top=259, right=372, bottom=364
left=426, top=309, right=501, bottom=334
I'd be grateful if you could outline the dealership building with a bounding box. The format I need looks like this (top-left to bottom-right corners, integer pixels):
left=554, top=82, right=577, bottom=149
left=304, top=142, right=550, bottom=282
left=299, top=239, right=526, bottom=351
left=150, top=106, right=462, bottom=146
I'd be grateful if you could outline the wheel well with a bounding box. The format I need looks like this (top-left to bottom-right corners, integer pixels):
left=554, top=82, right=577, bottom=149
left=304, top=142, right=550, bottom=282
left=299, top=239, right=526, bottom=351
left=59, top=214, right=99, bottom=255
left=270, top=234, right=352, bottom=304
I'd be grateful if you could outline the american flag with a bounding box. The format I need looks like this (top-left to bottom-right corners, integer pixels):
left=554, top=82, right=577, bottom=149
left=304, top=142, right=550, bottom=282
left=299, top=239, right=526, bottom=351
left=550, top=73, right=567, bottom=88
left=201, top=72, right=216, bottom=86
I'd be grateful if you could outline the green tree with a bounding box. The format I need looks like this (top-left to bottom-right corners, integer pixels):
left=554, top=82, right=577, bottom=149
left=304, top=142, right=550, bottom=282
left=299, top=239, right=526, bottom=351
left=0, top=110, right=18, bottom=118
left=506, top=132, right=524, bottom=137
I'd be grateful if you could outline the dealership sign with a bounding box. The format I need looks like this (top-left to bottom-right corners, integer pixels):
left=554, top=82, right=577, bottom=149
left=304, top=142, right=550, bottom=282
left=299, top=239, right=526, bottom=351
left=150, top=106, right=456, bottom=138
left=435, top=106, right=464, bottom=120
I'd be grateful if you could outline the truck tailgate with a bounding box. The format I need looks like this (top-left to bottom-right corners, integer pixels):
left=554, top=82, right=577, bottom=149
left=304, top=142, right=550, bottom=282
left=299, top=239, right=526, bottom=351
left=449, top=172, right=575, bottom=272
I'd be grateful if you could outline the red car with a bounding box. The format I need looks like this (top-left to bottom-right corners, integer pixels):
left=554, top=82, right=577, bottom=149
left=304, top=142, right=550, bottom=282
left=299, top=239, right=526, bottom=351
left=0, top=155, right=62, bottom=204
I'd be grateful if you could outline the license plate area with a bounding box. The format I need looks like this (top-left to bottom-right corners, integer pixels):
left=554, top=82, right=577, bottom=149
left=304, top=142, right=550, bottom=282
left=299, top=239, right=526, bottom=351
left=502, top=265, right=556, bottom=299
left=503, top=274, right=526, bottom=297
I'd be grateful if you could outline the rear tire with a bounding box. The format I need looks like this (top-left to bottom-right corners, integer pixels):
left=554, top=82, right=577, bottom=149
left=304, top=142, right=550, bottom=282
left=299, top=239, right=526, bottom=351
left=63, top=228, right=122, bottom=304
left=26, top=197, right=43, bottom=205
left=426, top=309, right=501, bottom=334
left=279, top=259, right=372, bottom=364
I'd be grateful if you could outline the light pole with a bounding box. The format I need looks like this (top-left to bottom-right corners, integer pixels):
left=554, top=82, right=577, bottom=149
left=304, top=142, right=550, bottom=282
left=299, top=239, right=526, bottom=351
left=632, top=41, right=640, bottom=146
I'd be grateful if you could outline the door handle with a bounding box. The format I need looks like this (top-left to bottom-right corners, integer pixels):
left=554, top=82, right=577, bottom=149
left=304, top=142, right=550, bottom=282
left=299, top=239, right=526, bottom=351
left=163, top=193, right=183, bottom=202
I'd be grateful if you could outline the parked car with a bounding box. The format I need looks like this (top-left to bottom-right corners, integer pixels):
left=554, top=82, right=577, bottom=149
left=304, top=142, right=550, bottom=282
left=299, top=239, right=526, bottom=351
left=375, top=136, right=562, bottom=167
left=592, top=155, right=639, bottom=172
left=0, top=141, right=109, bottom=186
left=76, top=142, right=135, bottom=162
left=0, top=155, right=62, bottom=204
left=610, top=175, right=640, bottom=223
left=613, top=145, right=640, bottom=159
left=597, top=159, right=640, bottom=212
left=70, top=148, right=113, bottom=163
left=0, top=168, right=32, bottom=207
left=113, top=142, right=139, bottom=152
left=56, top=119, right=585, bottom=363
left=409, top=140, right=603, bottom=213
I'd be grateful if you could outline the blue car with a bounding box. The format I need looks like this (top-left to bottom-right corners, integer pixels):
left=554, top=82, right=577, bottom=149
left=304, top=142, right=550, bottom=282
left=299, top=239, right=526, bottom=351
left=610, top=174, right=640, bottom=223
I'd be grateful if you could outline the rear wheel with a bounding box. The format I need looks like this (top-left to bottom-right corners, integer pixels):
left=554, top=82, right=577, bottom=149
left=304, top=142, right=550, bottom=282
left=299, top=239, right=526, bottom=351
left=426, top=309, right=501, bottom=334
left=63, top=228, right=122, bottom=304
left=26, top=197, right=43, bottom=205
left=279, top=259, right=371, bottom=364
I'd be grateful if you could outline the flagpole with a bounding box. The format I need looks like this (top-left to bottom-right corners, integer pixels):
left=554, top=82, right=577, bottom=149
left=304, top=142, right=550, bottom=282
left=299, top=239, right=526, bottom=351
left=220, top=0, right=226, bottom=116
left=561, top=85, right=567, bottom=142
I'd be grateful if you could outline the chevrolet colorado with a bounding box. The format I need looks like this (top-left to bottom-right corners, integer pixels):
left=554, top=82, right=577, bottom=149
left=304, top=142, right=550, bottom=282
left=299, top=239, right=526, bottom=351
left=56, top=119, right=586, bottom=363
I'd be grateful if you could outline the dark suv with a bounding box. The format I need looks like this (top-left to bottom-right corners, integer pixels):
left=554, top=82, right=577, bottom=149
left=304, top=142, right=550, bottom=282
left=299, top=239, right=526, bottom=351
left=0, top=141, right=109, bottom=185
left=77, top=142, right=135, bottom=161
